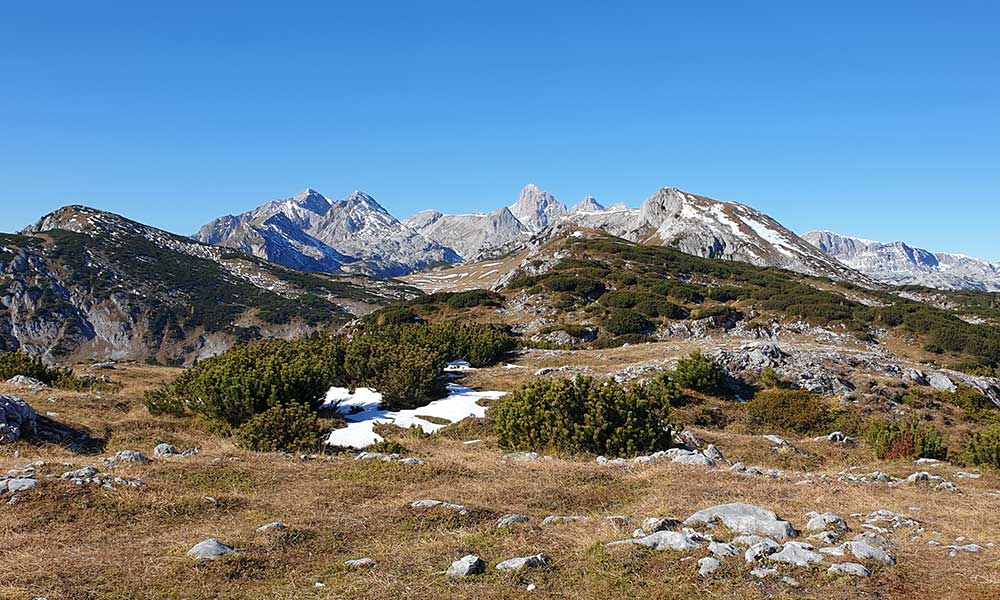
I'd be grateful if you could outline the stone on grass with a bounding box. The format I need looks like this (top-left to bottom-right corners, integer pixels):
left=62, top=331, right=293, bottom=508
left=104, top=450, right=150, bottom=465
left=542, top=515, right=587, bottom=525
left=153, top=443, right=180, bottom=457
left=744, top=539, right=781, bottom=562
left=344, top=557, right=375, bottom=568
left=495, top=553, right=546, bottom=572
left=447, top=555, right=485, bottom=577
left=698, top=557, right=721, bottom=577
left=256, top=522, right=287, bottom=533
left=683, top=503, right=797, bottom=540
left=827, top=562, right=870, bottom=577
left=641, top=517, right=680, bottom=533
left=496, top=514, right=530, bottom=529
left=768, top=541, right=824, bottom=567
left=750, top=567, right=777, bottom=578
left=842, top=539, right=896, bottom=565
left=187, top=539, right=235, bottom=560
left=708, top=541, right=739, bottom=558
left=805, top=511, right=848, bottom=532
left=410, top=499, right=467, bottom=514
left=610, top=530, right=702, bottom=552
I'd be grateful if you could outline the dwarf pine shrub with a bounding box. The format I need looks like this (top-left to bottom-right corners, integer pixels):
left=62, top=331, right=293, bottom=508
left=493, top=374, right=677, bottom=456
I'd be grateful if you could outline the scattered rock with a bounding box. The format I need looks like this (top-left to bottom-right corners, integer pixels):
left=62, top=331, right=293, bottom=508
left=256, top=522, right=288, bottom=533
left=447, top=555, right=485, bottom=577
left=698, top=557, right=721, bottom=577
left=102, top=450, right=150, bottom=466
left=187, top=539, right=235, bottom=560
left=0, top=395, right=36, bottom=443
left=744, top=539, right=781, bottom=562
left=828, top=562, right=870, bottom=577
left=496, top=514, right=530, bottom=529
left=805, top=511, right=847, bottom=532
left=768, top=541, right=824, bottom=567
left=0, top=477, right=38, bottom=495
left=641, top=517, right=681, bottom=534
left=344, top=558, right=375, bottom=569
left=683, top=503, right=797, bottom=540
left=495, top=553, right=547, bottom=572
left=947, top=544, right=983, bottom=556
left=611, top=530, right=703, bottom=552
left=708, top=541, right=739, bottom=558
left=750, top=566, right=777, bottom=579
left=5, top=375, right=48, bottom=389
left=542, top=515, right=587, bottom=525
left=410, top=499, right=467, bottom=514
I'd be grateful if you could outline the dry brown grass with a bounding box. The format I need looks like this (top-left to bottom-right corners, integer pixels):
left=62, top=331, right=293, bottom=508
left=2, top=365, right=999, bottom=599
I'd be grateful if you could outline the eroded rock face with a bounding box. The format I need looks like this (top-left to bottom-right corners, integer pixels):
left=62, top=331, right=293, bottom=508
left=0, top=395, right=36, bottom=443
left=683, top=503, right=797, bottom=540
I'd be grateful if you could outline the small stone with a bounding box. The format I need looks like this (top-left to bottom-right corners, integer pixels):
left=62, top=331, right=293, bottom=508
left=344, top=557, right=375, bottom=568
left=827, top=562, right=870, bottom=577
left=496, top=514, right=530, bottom=528
left=698, top=557, right=721, bottom=577
left=446, top=555, right=485, bottom=577
left=256, top=522, right=287, bottom=533
left=542, top=515, right=587, bottom=525
left=609, top=530, right=702, bottom=552
left=708, top=541, right=739, bottom=558
left=186, top=539, right=235, bottom=560
left=805, top=511, right=848, bottom=532
left=153, top=443, right=180, bottom=457
left=751, top=567, right=777, bottom=578
left=768, top=541, right=824, bottom=567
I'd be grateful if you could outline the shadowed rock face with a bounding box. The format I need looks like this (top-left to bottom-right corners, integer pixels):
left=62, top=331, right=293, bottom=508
left=194, top=189, right=461, bottom=277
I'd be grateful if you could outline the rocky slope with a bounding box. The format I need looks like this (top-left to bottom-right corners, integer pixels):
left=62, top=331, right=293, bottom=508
left=562, top=188, right=864, bottom=282
left=4, top=205, right=417, bottom=364
left=803, top=231, right=1000, bottom=291
left=194, top=189, right=460, bottom=277
left=403, top=207, right=529, bottom=261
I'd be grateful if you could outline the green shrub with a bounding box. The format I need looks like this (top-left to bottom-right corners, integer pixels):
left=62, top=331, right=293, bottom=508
left=366, top=305, right=420, bottom=326
left=865, top=418, right=947, bottom=460
left=493, top=375, right=676, bottom=456
left=672, top=350, right=725, bottom=393
left=234, top=403, right=319, bottom=452
left=940, top=385, right=1000, bottom=425
left=366, top=439, right=408, bottom=454
left=745, top=389, right=831, bottom=434
left=966, top=424, right=1000, bottom=470
left=0, top=351, right=71, bottom=386
left=146, top=338, right=340, bottom=428
left=604, top=309, right=652, bottom=335
left=445, top=289, right=502, bottom=309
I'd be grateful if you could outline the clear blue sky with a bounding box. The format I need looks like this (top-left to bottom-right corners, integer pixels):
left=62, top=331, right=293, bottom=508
left=2, top=1, right=998, bottom=258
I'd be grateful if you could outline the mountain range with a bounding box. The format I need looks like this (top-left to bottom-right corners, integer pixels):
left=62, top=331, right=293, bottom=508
left=803, top=231, right=1000, bottom=292
left=192, top=184, right=866, bottom=283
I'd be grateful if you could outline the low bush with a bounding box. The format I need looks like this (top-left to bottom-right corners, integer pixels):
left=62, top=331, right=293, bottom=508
left=603, top=309, right=652, bottom=335
left=234, top=403, right=319, bottom=452
left=493, top=374, right=677, bottom=456
left=865, top=418, right=947, bottom=460
left=0, top=351, right=71, bottom=386
left=366, top=439, right=408, bottom=454
left=671, top=350, right=725, bottom=393
left=745, top=389, right=831, bottom=434
left=965, top=424, right=1000, bottom=470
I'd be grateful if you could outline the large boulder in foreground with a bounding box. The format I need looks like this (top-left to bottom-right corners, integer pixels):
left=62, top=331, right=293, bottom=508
left=683, top=503, right=797, bottom=540
left=0, top=395, right=36, bottom=443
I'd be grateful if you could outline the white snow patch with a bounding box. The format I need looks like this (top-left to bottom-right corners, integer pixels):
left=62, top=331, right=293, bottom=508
left=324, top=384, right=505, bottom=448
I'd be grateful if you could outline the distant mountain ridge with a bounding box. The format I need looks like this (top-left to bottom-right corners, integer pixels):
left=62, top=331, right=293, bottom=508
left=193, top=184, right=869, bottom=284
left=803, top=230, right=1000, bottom=291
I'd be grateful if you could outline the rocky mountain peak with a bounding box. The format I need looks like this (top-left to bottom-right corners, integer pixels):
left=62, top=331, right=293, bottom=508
left=509, top=184, right=568, bottom=231
left=571, top=196, right=605, bottom=213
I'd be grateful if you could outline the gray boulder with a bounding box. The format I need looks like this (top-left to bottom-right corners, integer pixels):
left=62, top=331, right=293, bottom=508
left=0, top=477, right=38, bottom=494
left=5, top=375, right=48, bottom=389
left=928, top=372, right=956, bottom=393
left=610, top=530, right=702, bottom=552
left=0, top=395, right=36, bottom=443
left=768, top=541, right=824, bottom=567
left=495, top=553, right=546, bottom=572
left=708, top=541, right=739, bottom=558
left=153, top=443, right=180, bottom=457
left=186, top=539, right=235, bottom=560
left=683, top=503, right=797, bottom=540
left=805, top=511, right=848, bottom=532
left=744, top=539, right=781, bottom=562
left=446, top=555, right=485, bottom=577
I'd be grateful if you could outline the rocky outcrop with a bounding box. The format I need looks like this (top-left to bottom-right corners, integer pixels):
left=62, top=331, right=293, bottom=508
left=0, top=395, right=36, bottom=443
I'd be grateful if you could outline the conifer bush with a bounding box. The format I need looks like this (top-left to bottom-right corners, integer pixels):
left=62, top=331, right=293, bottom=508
left=966, top=424, right=1000, bottom=470
left=234, top=403, right=319, bottom=452
left=865, top=418, right=947, bottom=460
left=745, top=389, right=831, bottom=434
left=671, top=350, right=725, bottom=393
left=493, top=374, right=676, bottom=456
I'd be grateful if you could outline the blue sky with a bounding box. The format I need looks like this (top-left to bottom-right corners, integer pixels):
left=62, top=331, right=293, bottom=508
left=2, top=1, right=998, bottom=258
